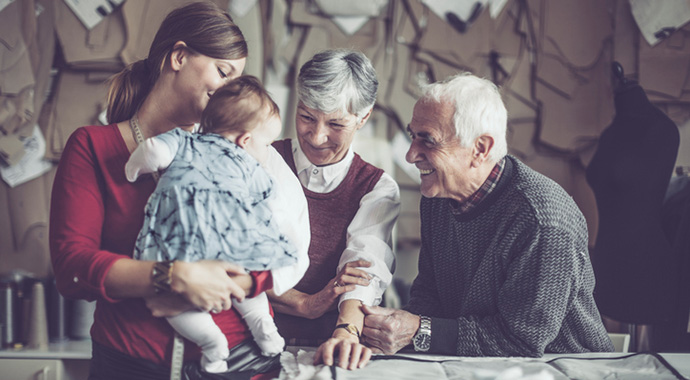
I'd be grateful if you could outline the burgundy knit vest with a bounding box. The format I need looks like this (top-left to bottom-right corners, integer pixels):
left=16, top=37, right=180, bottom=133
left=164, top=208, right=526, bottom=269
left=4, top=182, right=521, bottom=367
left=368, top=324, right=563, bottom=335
left=271, top=139, right=384, bottom=340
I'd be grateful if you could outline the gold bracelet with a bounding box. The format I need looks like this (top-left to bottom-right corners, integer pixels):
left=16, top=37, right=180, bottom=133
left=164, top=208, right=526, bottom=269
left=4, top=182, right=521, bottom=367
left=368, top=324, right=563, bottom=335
left=152, top=260, right=175, bottom=294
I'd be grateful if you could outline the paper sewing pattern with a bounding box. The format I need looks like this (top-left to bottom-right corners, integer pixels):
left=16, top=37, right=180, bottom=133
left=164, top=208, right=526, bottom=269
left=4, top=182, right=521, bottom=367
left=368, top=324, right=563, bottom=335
left=629, top=0, right=690, bottom=47
left=62, top=0, right=125, bottom=30
left=1, top=124, right=53, bottom=188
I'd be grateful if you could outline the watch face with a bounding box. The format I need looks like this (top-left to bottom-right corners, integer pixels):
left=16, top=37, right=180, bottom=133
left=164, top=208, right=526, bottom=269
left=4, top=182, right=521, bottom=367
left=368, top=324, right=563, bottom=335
left=413, top=333, right=431, bottom=351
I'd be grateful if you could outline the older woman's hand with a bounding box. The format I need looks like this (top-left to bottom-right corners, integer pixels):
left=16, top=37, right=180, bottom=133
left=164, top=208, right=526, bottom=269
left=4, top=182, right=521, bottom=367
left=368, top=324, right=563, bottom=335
left=332, top=259, right=373, bottom=289
left=314, top=328, right=372, bottom=370
left=169, top=260, right=249, bottom=313
left=300, top=260, right=372, bottom=319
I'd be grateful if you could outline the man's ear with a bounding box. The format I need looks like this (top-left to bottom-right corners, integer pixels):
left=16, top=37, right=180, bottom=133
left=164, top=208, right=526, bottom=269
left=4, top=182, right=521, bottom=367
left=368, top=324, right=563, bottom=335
left=236, top=132, right=252, bottom=149
left=471, top=134, right=494, bottom=167
left=169, top=41, right=188, bottom=72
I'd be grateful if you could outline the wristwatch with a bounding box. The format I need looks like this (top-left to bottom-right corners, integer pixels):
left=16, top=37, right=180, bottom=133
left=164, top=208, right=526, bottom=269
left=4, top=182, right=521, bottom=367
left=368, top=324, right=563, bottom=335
left=412, top=315, right=431, bottom=352
left=335, top=323, right=361, bottom=339
left=152, top=260, right=175, bottom=294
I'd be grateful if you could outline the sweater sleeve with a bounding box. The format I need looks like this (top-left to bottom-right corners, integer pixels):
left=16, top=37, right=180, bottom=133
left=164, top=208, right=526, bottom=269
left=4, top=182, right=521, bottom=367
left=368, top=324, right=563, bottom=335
left=404, top=244, right=443, bottom=316
left=453, top=226, right=581, bottom=357
left=405, top=241, right=460, bottom=355
left=49, top=128, right=125, bottom=302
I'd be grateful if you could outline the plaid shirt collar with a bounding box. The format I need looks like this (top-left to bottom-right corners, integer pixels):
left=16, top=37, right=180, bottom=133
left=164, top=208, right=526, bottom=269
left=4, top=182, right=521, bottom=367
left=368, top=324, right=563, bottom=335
left=450, top=157, right=506, bottom=215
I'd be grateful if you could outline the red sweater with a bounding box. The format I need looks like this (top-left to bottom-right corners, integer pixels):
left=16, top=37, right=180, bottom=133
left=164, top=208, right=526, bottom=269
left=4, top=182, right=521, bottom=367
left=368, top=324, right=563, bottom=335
left=50, top=125, right=271, bottom=365
left=271, top=139, right=383, bottom=340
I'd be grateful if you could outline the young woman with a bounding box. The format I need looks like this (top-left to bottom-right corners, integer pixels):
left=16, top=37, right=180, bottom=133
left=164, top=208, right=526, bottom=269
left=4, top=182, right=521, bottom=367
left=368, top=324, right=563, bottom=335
left=50, top=3, right=309, bottom=379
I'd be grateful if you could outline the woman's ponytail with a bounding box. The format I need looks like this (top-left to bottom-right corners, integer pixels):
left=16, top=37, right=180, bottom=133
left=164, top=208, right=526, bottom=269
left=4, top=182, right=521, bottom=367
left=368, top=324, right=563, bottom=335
left=106, top=59, right=153, bottom=124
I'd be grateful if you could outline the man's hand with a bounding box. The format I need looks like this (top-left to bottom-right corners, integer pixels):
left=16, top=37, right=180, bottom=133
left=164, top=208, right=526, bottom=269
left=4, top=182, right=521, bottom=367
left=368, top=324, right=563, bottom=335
left=361, top=305, right=420, bottom=354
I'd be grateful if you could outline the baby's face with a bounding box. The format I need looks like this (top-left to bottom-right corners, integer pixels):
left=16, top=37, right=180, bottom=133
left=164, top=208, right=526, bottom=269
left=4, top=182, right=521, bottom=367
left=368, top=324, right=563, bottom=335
left=244, top=113, right=282, bottom=165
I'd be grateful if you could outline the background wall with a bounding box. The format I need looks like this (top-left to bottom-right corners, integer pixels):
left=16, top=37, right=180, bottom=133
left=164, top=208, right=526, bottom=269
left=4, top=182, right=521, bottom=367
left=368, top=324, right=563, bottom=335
left=1, top=0, right=689, bottom=308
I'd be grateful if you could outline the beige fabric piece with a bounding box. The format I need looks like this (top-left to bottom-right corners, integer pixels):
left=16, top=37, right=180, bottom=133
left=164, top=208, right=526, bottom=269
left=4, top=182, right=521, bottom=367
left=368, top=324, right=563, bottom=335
left=50, top=71, right=108, bottom=158
left=232, top=0, right=263, bottom=78
left=0, top=87, right=34, bottom=136
left=6, top=171, right=49, bottom=251
left=0, top=170, right=53, bottom=278
left=0, top=1, right=36, bottom=95
left=22, top=0, right=56, bottom=138
left=418, top=6, right=492, bottom=73
left=536, top=57, right=614, bottom=152
left=54, top=0, right=126, bottom=70
left=0, top=134, right=25, bottom=166
left=491, top=2, right=522, bottom=59
left=640, top=24, right=690, bottom=100
left=120, top=0, right=230, bottom=65
left=507, top=121, right=537, bottom=159
left=314, top=0, right=388, bottom=17
left=502, top=49, right=537, bottom=118
left=541, top=0, right=611, bottom=69
left=613, top=0, right=639, bottom=78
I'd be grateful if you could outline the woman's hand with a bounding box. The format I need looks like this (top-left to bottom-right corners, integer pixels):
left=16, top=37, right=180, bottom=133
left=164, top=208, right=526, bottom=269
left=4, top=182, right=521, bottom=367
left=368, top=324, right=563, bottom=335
left=170, top=260, right=249, bottom=313
left=314, top=329, right=372, bottom=370
left=300, top=259, right=372, bottom=319
left=333, top=259, right=373, bottom=290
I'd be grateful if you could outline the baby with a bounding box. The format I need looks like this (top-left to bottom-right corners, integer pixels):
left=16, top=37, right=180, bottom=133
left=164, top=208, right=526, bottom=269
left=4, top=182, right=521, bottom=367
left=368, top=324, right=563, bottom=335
left=125, top=76, right=299, bottom=373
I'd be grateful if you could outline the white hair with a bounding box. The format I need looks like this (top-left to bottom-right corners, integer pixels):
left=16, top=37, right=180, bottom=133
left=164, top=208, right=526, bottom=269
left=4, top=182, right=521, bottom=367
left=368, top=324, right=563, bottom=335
left=421, top=72, right=508, bottom=163
left=297, top=49, right=378, bottom=120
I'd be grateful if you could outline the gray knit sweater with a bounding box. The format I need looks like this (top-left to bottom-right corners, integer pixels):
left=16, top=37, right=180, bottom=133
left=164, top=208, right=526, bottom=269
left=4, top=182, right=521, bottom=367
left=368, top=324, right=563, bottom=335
left=405, top=156, right=614, bottom=357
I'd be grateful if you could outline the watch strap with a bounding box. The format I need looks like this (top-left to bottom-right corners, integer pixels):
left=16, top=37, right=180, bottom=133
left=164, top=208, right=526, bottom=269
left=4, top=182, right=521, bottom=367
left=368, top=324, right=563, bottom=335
left=413, top=315, right=432, bottom=352
left=335, top=323, right=360, bottom=338
left=418, top=315, right=431, bottom=334
left=152, top=260, right=175, bottom=294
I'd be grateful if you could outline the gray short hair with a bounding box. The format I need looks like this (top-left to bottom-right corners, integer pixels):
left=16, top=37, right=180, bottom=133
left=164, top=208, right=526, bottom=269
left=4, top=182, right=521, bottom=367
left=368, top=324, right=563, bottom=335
left=421, top=72, right=508, bottom=163
left=297, top=49, right=378, bottom=120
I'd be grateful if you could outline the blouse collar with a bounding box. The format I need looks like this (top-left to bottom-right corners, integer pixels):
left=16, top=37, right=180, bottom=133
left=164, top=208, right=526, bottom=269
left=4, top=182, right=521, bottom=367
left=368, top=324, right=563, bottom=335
left=292, top=140, right=355, bottom=184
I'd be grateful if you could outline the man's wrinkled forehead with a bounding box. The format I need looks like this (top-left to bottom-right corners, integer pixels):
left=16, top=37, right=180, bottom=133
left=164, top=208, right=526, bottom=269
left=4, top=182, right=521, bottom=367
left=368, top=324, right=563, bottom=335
left=411, top=99, right=454, bottom=130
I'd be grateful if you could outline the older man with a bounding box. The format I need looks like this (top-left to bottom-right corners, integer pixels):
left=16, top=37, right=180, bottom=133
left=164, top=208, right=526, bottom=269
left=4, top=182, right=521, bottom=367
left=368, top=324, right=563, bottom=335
left=361, top=73, right=613, bottom=357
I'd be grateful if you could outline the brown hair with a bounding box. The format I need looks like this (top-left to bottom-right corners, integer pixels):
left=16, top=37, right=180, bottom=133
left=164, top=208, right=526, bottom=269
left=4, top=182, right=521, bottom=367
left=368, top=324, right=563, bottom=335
left=200, top=76, right=279, bottom=135
left=106, top=1, right=247, bottom=124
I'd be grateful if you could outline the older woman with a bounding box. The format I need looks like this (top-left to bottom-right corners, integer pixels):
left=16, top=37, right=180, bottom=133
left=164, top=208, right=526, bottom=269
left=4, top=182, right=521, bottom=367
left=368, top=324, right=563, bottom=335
left=269, top=49, right=400, bottom=369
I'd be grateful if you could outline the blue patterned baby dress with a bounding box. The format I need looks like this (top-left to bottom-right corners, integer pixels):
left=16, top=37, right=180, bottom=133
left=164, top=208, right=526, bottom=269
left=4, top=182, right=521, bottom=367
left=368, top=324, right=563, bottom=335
left=133, top=128, right=297, bottom=270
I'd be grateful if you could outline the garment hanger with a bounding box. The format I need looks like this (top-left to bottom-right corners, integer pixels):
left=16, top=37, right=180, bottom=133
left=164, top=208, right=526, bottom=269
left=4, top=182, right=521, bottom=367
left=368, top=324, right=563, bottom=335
left=676, top=166, right=690, bottom=177
left=611, top=61, right=637, bottom=94
left=445, top=2, right=483, bottom=34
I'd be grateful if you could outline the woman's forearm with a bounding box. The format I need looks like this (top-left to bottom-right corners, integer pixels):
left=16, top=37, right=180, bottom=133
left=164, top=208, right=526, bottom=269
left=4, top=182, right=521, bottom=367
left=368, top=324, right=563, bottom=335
left=267, top=288, right=309, bottom=317
left=104, top=258, right=158, bottom=298
left=336, top=299, right=365, bottom=333
left=105, top=259, right=254, bottom=303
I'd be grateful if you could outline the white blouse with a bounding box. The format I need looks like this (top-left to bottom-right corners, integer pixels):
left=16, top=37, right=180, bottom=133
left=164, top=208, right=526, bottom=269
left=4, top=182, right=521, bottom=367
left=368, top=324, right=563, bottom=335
left=264, top=146, right=312, bottom=296
left=291, top=141, right=401, bottom=308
